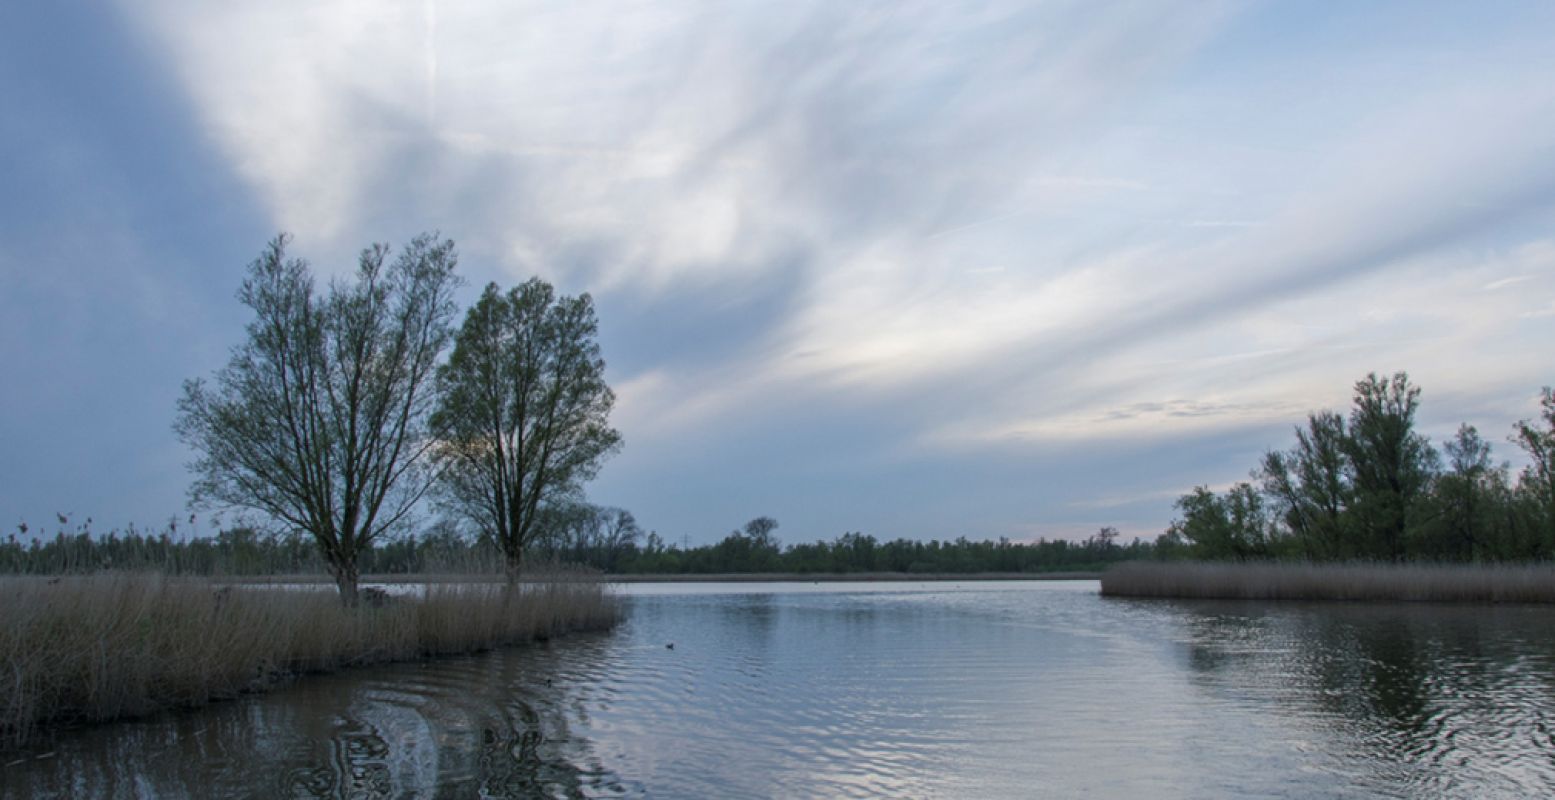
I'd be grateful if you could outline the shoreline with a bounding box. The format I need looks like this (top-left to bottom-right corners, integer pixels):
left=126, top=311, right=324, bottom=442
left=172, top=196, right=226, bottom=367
left=221, top=570, right=1104, bottom=585
left=604, top=571, right=1102, bottom=582
left=1101, top=561, right=1555, bottom=603
left=1, top=573, right=617, bottom=751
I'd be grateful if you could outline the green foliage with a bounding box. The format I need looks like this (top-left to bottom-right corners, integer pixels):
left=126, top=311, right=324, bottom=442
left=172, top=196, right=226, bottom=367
left=1413, top=425, right=1509, bottom=560
left=1166, top=374, right=1555, bottom=563
left=431, top=279, right=621, bottom=580
left=1342, top=372, right=1438, bottom=558
left=1511, top=387, right=1555, bottom=542
left=1259, top=411, right=1350, bottom=559
left=1167, top=484, right=1272, bottom=560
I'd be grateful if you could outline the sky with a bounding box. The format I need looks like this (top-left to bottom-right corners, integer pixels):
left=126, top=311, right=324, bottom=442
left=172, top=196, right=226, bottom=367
left=2, top=1, right=1554, bottom=546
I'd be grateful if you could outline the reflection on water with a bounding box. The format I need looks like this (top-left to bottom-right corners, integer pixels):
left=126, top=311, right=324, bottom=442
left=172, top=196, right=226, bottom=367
left=1174, top=601, right=1555, bottom=797
left=5, top=581, right=1555, bottom=798
left=2, top=632, right=615, bottom=798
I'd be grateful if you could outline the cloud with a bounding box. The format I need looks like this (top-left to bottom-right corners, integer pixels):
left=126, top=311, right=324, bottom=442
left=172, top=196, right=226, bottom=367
left=120, top=1, right=1235, bottom=304
left=100, top=0, right=1555, bottom=540
left=118, top=0, right=1242, bottom=441
left=1184, top=220, right=1263, bottom=228
left=1483, top=275, right=1533, bottom=291
left=1069, top=481, right=1241, bottom=512
left=920, top=235, right=1555, bottom=451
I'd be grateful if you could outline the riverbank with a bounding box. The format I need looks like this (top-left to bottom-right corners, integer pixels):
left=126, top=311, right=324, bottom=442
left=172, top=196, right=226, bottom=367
left=225, top=571, right=1102, bottom=584
left=0, top=573, right=617, bottom=750
left=608, top=571, right=1102, bottom=582
left=221, top=571, right=607, bottom=585
left=1101, top=561, right=1555, bottom=603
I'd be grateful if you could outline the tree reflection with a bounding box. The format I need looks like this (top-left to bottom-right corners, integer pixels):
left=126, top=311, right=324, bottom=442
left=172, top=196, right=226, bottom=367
left=1, top=635, right=621, bottom=799
left=1173, top=599, right=1555, bottom=794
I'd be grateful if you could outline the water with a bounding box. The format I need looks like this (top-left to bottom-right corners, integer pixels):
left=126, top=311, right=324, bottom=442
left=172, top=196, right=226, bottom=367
left=6, top=581, right=1555, bottom=798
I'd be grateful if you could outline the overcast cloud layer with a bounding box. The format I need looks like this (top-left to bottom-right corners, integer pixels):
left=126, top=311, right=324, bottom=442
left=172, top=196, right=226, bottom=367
left=3, top=1, right=1554, bottom=544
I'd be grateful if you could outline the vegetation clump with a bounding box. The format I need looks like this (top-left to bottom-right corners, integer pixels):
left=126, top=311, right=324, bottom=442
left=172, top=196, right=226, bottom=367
left=1108, top=374, right=1555, bottom=602
left=0, top=573, right=617, bottom=751
left=1157, top=373, right=1555, bottom=563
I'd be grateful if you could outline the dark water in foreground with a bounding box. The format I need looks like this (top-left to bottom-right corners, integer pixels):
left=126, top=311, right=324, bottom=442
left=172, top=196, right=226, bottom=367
left=6, top=581, right=1555, bottom=798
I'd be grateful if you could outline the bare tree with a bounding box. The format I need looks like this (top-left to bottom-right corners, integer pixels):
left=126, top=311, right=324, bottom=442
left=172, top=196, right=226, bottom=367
left=432, top=279, right=621, bottom=584
left=176, top=234, right=460, bottom=604
left=742, top=516, right=780, bottom=550
left=598, top=508, right=643, bottom=570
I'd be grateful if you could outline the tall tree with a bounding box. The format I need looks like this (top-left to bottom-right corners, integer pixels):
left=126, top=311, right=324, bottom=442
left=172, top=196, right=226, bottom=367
left=1424, top=424, right=1501, bottom=559
left=176, top=234, right=460, bottom=604
left=1168, top=484, right=1272, bottom=560
left=1341, top=372, right=1438, bottom=559
left=1511, top=387, right=1555, bottom=546
left=527, top=500, right=600, bottom=563
left=596, top=508, right=643, bottom=571
left=1259, top=411, right=1352, bottom=559
left=432, top=279, right=621, bottom=583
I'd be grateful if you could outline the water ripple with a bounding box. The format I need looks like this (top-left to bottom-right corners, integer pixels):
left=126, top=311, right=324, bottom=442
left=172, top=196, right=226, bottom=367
left=7, top=582, right=1555, bottom=797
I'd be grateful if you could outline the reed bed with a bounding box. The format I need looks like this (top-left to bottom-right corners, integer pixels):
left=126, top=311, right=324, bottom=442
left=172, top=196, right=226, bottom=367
left=1101, top=561, right=1555, bottom=603
left=0, top=573, right=617, bottom=750
left=610, top=571, right=1103, bottom=582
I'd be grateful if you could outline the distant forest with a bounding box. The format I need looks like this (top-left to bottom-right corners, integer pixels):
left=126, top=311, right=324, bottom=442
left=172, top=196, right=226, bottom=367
left=0, top=512, right=1145, bottom=577
left=8, top=372, right=1550, bottom=577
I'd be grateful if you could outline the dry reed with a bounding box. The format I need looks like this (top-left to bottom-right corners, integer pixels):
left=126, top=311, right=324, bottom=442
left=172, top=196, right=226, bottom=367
left=0, top=573, right=617, bottom=750
left=1101, top=561, right=1555, bottom=603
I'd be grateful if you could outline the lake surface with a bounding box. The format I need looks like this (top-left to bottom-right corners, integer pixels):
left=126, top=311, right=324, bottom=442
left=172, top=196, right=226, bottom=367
left=6, top=580, right=1555, bottom=798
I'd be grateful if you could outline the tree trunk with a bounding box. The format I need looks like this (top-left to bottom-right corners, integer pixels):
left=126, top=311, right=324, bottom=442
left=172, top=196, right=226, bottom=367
left=504, top=550, right=523, bottom=593
left=330, top=559, right=360, bottom=607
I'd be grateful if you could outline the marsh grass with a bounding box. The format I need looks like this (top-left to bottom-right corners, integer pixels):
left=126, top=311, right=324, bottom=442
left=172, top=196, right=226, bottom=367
left=0, top=573, right=616, bottom=750
left=1101, top=561, right=1555, bottom=603
left=608, top=571, right=1103, bottom=582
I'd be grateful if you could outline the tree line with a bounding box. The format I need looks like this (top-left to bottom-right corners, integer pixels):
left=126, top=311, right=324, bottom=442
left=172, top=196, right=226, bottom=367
left=613, top=518, right=1146, bottom=575
left=522, top=515, right=1146, bottom=575
left=27, top=240, right=1550, bottom=587
left=1, top=518, right=493, bottom=576
left=1160, top=373, right=1555, bottom=562
left=3, top=511, right=1145, bottom=577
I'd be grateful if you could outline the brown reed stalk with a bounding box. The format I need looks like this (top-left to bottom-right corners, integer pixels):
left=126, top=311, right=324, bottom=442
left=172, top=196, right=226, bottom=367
left=0, top=573, right=617, bottom=750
